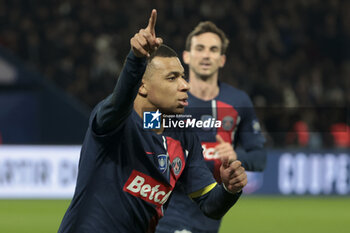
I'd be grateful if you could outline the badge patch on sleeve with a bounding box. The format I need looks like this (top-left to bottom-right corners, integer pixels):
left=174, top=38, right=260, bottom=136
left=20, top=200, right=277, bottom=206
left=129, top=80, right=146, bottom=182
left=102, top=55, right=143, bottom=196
left=157, top=154, right=168, bottom=173
left=252, top=120, right=261, bottom=134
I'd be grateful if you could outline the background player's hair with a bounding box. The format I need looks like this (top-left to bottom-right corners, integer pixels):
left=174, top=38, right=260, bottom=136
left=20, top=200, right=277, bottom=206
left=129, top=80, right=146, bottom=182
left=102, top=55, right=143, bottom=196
left=148, top=44, right=178, bottom=63
left=185, top=21, right=229, bottom=54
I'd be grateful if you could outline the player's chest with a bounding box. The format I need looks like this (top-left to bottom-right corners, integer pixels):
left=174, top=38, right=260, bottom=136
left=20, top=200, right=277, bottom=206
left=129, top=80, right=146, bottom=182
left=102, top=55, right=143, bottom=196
left=139, top=134, right=187, bottom=183
left=185, top=99, right=241, bottom=136
left=123, top=133, right=187, bottom=208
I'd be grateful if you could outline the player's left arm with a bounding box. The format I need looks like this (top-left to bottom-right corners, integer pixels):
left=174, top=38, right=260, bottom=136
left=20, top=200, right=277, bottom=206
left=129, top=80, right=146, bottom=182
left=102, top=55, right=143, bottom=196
left=181, top=133, right=246, bottom=220
left=235, top=94, right=267, bottom=172
left=190, top=183, right=242, bottom=220
left=189, top=157, right=246, bottom=219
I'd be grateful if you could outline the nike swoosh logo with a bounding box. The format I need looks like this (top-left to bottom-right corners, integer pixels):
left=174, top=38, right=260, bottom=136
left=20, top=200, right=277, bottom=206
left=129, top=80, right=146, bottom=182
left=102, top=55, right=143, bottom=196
left=145, top=151, right=155, bottom=155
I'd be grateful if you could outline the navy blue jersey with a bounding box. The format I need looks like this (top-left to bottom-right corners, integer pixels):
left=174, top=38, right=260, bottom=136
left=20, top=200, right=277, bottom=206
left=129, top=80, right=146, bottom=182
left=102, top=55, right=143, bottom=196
left=157, top=82, right=266, bottom=232
left=186, top=83, right=266, bottom=179
left=58, top=52, right=217, bottom=233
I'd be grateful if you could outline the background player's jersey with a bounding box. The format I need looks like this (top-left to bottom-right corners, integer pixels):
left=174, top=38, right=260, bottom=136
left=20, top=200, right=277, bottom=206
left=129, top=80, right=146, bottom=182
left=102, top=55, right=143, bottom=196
left=157, top=82, right=266, bottom=232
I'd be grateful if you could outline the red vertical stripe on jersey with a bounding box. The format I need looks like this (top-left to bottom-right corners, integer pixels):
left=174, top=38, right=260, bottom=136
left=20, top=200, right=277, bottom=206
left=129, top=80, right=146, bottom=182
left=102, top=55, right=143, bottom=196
left=147, top=207, right=163, bottom=233
left=209, top=100, right=239, bottom=182
left=166, top=137, right=185, bottom=188
left=215, top=100, right=239, bottom=143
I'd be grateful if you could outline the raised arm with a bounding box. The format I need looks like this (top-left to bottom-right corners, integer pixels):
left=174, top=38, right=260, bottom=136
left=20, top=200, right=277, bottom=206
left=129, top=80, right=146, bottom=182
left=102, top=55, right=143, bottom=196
left=94, top=9, right=162, bottom=134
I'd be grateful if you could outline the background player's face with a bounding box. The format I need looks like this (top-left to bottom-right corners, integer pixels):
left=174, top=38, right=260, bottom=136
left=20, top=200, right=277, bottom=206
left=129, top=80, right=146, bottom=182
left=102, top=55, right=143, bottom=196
left=183, top=32, right=226, bottom=80
left=143, top=56, right=189, bottom=114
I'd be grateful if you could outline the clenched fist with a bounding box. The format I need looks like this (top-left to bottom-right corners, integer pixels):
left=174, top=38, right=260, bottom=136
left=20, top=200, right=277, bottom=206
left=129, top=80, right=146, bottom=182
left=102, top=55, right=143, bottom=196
left=220, top=157, right=247, bottom=194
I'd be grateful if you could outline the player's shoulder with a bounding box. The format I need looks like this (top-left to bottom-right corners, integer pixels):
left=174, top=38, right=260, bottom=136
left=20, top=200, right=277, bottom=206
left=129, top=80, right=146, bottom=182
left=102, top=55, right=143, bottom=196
left=219, top=82, right=252, bottom=105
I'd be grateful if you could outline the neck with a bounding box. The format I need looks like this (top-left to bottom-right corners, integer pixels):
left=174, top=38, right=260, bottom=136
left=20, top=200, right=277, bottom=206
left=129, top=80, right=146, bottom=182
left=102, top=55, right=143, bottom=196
left=189, top=71, right=219, bottom=101
left=134, top=95, right=164, bottom=134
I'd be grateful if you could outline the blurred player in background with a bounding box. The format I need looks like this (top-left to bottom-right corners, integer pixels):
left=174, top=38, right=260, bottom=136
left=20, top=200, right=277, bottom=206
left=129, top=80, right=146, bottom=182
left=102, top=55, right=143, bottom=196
left=58, top=11, right=248, bottom=233
left=156, top=21, right=267, bottom=233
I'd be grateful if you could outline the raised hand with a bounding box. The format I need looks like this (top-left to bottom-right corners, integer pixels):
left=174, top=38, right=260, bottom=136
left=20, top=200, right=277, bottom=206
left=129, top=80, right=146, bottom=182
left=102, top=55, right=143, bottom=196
left=220, top=158, right=247, bottom=194
left=130, top=9, right=163, bottom=57
left=215, top=134, right=237, bottom=161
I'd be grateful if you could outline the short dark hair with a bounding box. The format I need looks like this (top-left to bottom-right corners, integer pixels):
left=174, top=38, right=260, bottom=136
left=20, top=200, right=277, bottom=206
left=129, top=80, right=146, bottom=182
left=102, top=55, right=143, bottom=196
left=143, top=44, right=179, bottom=79
left=148, top=44, right=178, bottom=63
left=185, top=21, right=229, bottom=54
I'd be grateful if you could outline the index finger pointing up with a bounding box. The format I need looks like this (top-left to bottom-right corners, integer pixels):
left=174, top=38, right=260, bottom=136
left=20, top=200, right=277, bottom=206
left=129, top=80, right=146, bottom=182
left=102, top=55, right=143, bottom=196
left=146, top=9, right=157, bottom=36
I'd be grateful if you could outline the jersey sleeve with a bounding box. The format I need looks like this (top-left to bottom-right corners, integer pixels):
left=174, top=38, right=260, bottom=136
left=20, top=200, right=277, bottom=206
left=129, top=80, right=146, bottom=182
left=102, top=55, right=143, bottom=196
left=92, top=51, right=147, bottom=135
left=180, top=132, right=217, bottom=197
left=236, top=93, right=267, bottom=171
left=191, top=184, right=242, bottom=220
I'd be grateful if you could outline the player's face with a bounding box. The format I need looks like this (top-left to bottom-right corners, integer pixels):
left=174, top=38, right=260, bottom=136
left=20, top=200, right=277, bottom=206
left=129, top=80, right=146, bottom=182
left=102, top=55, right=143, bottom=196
left=143, top=57, right=189, bottom=114
left=183, top=32, right=226, bottom=79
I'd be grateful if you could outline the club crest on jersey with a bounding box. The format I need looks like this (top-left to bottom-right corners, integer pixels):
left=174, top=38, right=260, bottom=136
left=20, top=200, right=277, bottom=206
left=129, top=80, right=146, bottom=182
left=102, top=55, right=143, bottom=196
left=157, top=154, right=168, bottom=173
left=172, top=157, right=182, bottom=176
left=222, top=116, right=234, bottom=131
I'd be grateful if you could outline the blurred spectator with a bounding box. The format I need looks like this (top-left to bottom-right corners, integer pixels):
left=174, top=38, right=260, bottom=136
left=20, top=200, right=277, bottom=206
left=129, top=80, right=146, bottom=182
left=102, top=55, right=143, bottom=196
left=286, top=121, right=310, bottom=147
left=330, top=123, right=350, bottom=148
left=0, top=0, right=348, bottom=147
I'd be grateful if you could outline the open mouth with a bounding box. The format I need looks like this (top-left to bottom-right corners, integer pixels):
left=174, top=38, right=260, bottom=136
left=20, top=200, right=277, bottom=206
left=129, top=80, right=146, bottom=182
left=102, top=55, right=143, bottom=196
left=178, top=98, right=188, bottom=107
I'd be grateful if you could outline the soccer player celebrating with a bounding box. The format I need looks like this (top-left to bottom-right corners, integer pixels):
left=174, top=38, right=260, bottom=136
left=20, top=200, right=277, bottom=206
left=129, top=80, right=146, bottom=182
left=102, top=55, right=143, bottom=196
left=156, top=22, right=267, bottom=233
left=58, top=10, right=247, bottom=233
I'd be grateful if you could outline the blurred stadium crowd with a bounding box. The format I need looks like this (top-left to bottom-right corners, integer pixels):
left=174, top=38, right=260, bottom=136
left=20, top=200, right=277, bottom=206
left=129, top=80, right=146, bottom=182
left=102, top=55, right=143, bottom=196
left=0, top=0, right=349, bottom=147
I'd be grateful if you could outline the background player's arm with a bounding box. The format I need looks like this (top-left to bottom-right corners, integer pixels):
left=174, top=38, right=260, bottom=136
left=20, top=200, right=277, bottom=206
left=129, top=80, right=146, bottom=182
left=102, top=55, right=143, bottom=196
left=236, top=146, right=266, bottom=171
left=94, top=10, right=162, bottom=134
left=215, top=134, right=237, bottom=161
left=235, top=95, right=267, bottom=171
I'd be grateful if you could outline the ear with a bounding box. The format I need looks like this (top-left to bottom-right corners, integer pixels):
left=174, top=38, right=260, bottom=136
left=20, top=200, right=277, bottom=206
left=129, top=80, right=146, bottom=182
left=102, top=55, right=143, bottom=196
left=138, top=80, right=148, bottom=97
left=183, top=51, right=190, bottom=65
left=219, top=54, right=226, bottom=68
